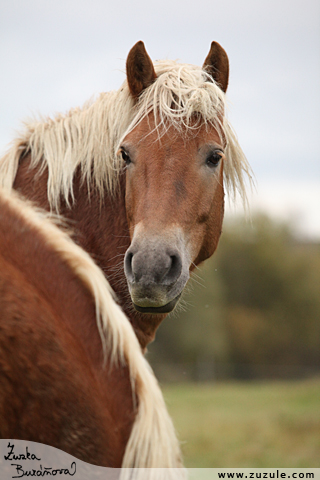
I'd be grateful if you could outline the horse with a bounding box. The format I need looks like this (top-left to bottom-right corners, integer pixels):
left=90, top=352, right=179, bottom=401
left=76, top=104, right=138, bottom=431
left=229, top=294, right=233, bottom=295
left=0, top=188, right=184, bottom=477
left=0, top=40, right=251, bottom=351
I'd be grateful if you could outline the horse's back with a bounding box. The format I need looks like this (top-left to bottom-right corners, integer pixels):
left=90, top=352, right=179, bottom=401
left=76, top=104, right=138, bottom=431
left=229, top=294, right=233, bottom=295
left=0, top=190, right=132, bottom=467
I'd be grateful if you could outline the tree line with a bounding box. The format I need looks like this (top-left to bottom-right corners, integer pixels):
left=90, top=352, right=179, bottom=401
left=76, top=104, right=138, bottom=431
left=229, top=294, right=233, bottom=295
left=148, top=215, right=320, bottom=380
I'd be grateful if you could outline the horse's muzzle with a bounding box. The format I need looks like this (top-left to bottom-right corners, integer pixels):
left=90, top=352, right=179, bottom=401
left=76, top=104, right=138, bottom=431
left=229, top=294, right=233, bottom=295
left=124, top=230, right=190, bottom=313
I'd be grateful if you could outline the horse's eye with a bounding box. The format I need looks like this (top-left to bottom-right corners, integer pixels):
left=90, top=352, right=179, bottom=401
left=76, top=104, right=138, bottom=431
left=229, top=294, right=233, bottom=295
left=120, top=149, right=131, bottom=166
left=206, top=152, right=222, bottom=168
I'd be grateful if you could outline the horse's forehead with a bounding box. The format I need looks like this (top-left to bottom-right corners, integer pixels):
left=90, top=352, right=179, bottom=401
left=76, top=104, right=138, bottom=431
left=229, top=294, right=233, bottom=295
left=124, top=116, right=222, bottom=152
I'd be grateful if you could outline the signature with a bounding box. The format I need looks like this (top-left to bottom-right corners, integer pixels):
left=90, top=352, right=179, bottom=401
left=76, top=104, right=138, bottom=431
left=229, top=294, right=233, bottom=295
left=10, top=462, right=76, bottom=478
left=4, top=442, right=41, bottom=462
left=4, top=442, right=77, bottom=478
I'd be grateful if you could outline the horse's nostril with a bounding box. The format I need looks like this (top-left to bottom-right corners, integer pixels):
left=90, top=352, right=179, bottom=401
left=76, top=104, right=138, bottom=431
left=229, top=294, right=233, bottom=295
left=124, top=251, right=134, bottom=282
left=166, top=254, right=182, bottom=283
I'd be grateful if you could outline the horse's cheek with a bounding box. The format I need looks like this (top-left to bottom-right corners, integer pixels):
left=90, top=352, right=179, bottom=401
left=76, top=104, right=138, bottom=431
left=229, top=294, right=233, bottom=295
left=124, top=177, right=135, bottom=234
left=193, top=185, right=225, bottom=265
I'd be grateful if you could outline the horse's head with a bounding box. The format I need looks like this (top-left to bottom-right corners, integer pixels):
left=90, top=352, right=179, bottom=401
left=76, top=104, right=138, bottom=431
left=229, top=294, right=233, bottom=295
left=121, top=41, right=232, bottom=314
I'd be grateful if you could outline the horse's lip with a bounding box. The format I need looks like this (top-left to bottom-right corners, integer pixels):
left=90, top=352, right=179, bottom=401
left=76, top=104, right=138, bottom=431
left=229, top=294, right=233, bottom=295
left=133, top=294, right=181, bottom=314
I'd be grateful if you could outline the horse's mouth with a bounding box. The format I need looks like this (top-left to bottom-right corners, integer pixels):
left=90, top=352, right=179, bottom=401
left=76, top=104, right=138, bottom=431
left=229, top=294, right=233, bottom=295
left=133, top=294, right=181, bottom=314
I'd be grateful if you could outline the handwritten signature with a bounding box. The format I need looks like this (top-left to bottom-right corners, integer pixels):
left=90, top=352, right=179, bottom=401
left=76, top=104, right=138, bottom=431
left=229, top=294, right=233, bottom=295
left=10, top=462, right=76, bottom=478
left=4, top=442, right=77, bottom=478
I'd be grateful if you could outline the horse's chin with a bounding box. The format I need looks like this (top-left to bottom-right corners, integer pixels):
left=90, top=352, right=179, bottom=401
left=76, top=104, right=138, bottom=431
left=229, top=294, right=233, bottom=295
left=133, top=294, right=181, bottom=314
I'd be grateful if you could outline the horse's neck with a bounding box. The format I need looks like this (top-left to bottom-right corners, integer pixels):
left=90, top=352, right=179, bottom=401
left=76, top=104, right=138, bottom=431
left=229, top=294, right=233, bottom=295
left=14, top=154, right=166, bottom=348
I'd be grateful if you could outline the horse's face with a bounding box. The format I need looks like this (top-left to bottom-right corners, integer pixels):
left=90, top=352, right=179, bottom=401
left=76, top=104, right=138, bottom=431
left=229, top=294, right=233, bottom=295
left=122, top=117, right=225, bottom=314
left=122, top=40, right=229, bottom=314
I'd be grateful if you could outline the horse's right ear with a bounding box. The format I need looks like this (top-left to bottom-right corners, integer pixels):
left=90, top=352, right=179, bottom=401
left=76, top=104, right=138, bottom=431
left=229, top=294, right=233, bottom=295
left=203, top=41, right=229, bottom=92
left=126, top=41, right=157, bottom=98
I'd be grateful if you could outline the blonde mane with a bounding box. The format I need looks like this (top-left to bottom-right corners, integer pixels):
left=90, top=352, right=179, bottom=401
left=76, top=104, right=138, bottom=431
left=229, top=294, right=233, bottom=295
left=0, top=188, right=185, bottom=479
left=0, top=60, right=252, bottom=211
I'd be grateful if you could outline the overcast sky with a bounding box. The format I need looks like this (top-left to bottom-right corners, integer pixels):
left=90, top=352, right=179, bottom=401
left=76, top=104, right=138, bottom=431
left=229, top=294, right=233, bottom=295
left=1, top=0, right=319, bottom=238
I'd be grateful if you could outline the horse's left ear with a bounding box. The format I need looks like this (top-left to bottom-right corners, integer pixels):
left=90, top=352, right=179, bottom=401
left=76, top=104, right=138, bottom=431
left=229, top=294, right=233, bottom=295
left=203, top=41, right=229, bottom=92
left=126, top=41, right=157, bottom=98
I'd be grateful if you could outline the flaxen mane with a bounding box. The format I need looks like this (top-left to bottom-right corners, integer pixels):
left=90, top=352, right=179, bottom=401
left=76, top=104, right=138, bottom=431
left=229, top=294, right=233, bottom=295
left=0, top=189, right=185, bottom=479
left=0, top=60, right=252, bottom=212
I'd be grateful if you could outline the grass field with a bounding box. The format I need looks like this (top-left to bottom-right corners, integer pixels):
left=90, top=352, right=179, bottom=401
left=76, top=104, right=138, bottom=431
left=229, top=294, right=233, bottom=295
left=162, top=379, right=320, bottom=468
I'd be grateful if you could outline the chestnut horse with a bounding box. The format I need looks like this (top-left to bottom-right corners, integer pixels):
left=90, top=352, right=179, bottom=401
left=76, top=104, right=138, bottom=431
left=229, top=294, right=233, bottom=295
left=0, top=189, right=184, bottom=476
left=0, top=40, right=251, bottom=351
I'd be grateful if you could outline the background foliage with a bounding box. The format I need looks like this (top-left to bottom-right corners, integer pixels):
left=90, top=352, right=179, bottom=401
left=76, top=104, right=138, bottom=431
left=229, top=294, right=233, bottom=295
left=148, top=214, right=320, bottom=380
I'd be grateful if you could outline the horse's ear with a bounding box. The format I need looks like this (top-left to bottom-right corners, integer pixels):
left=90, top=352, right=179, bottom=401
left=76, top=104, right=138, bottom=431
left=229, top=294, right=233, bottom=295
left=126, top=41, right=157, bottom=98
left=203, top=41, right=229, bottom=92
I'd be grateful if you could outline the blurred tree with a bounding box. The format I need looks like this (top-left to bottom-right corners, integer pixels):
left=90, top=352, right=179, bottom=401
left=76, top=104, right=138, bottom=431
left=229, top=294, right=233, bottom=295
left=147, top=214, right=320, bottom=380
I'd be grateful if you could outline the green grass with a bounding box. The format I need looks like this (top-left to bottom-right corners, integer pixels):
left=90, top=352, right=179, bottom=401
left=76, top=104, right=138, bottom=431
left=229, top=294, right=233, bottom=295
left=162, top=379, right=320, bottom=468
